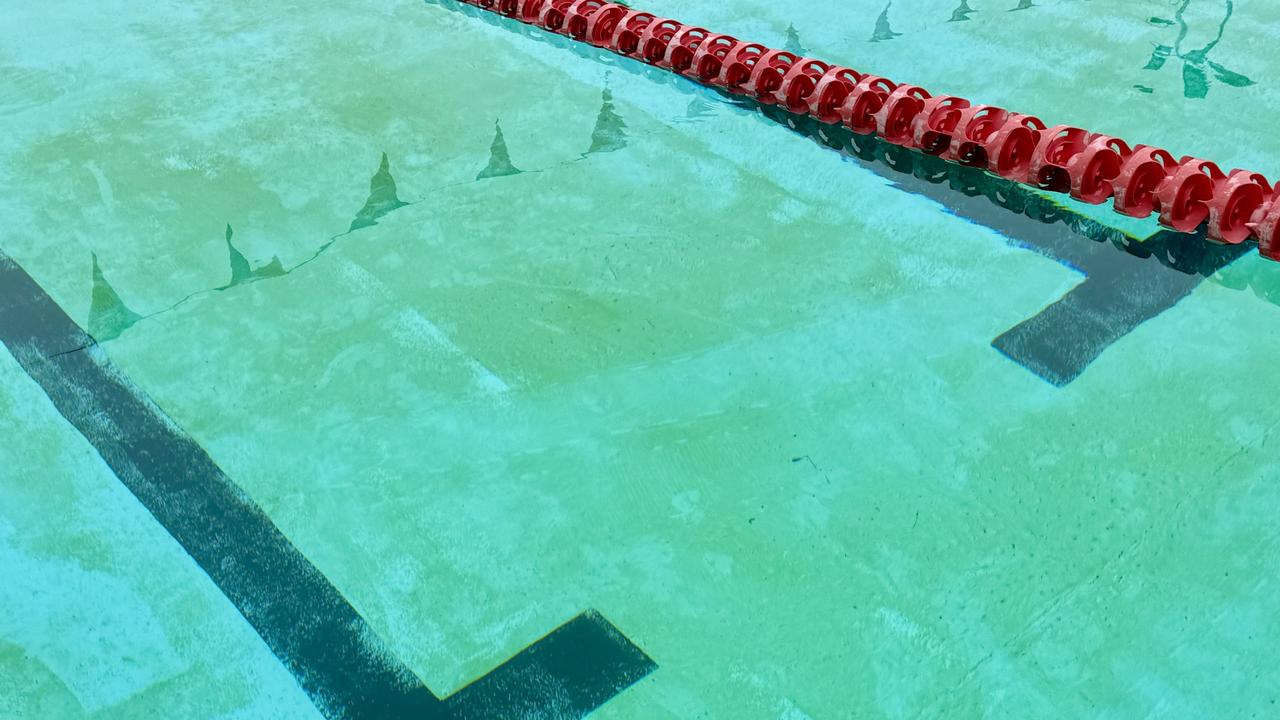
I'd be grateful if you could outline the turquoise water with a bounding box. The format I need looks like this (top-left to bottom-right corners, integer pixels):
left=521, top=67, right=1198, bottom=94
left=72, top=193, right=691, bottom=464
left=3, top=1, right=1280, bottom=718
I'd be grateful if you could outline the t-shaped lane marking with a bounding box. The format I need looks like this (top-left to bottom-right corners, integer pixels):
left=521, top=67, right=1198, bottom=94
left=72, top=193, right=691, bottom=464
left=0, top=251, right=655, bottom=719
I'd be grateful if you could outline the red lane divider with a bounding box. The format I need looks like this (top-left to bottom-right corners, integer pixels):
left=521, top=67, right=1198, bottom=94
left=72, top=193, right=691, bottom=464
left=460, top=0, right=1280, bottom=261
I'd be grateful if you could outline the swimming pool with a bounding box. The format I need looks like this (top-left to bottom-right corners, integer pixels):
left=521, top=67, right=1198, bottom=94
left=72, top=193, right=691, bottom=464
left=3, top=1, right=1279, bottom=717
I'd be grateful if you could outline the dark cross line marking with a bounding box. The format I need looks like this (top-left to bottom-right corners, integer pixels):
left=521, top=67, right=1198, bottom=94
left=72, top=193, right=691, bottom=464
left=752, top=111, right=1251, bottom=386
left=445, top=611, right=655, bottom=719
left=430, top=0, right=1248, bottom=386
left=988, top=228, right=1248, bottom=385
left=0, top=250, right=655, bottom=719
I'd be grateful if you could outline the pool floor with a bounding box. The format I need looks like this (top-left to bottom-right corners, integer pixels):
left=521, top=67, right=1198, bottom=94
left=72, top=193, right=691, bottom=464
left=4, top=1, right=1280, bottom=717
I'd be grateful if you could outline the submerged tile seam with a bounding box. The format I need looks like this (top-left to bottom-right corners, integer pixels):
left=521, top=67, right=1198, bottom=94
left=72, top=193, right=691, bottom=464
left=0, top=249, right=655, bottom=719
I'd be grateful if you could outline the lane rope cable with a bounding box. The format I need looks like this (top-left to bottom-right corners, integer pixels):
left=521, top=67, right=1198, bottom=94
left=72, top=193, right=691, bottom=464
left=456, top=0, right=1280, bottom=261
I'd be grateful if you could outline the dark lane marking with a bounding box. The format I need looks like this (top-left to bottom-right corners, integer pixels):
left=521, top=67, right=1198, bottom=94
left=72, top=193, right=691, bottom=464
left=0, top=250, right=654, bottom=718
left=429, top=0, right=1247, bottom=386
left=446, top=610, right=657, bottom=719
left=991, top=230, right=1249, bottom=385
left=0, top=252, right=446, bottom=719
left=751, top=118, right=1245, bottom=384
left=752, top=111, right=1250, bottom=385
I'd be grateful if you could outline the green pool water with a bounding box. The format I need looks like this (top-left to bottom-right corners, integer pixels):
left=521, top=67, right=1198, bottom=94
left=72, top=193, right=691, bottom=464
left=3, top=1, right=1280, bottom=718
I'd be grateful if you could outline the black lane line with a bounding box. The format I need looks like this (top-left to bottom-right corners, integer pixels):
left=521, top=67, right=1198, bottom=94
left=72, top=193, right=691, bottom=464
left=754, top=122, right=1245, bottom=384
left=446, top=610, right=657, bottom=719
left=990, top=231, right=1250, bottom=385
left=756, top=114, right=1251, bottom=385
left=0, top=251, right=654, bottom=718
left=430, top=0, right=1248, bottom=386
left=0, top=252, right=446, bottom=719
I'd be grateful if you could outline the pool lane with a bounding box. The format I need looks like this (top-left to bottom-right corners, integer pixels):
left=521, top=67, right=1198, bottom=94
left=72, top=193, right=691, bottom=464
left=89, top=43, right=1280, bottom=720
left=5, top=1, right=1280, bottom=718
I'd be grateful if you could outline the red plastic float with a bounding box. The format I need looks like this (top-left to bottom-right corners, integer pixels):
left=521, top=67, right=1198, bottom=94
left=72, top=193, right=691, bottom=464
left=455, top=0, right=1279, bottom=260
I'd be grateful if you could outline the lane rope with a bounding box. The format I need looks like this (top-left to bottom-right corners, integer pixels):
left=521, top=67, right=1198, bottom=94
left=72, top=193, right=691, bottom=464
left=457, top=0, right=1280, bottom=260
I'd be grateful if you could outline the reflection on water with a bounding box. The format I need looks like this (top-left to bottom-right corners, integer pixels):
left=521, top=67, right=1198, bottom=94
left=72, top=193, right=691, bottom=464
left=1143, top=0, right=1254, bottom=98
left=1215, top=255, right=1280, bottom=306
left=681, top=96, right=716, bottom=123
left=878, top=0, right=1039, bottom=36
